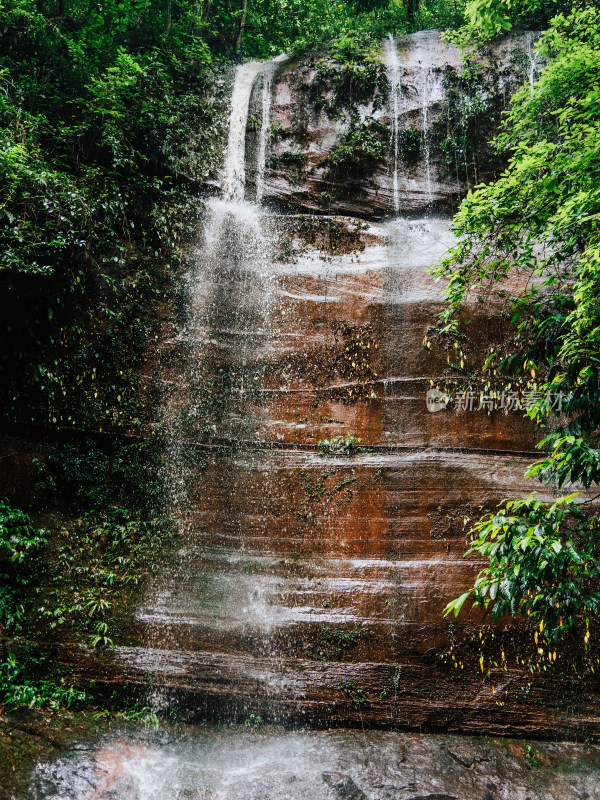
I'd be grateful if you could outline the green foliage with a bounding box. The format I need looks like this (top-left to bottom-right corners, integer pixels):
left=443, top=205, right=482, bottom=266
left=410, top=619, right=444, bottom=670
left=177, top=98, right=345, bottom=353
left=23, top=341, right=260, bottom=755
left=114, top=703, right=160, bottom=728
left=0, top=652, right=89, bottom=710
left=310, top=63, right=389, bottom=119
left=0, top=0, right=224, bottom=433
left=326, top=118, right=389, bottom=177
left=379, top=665, right=402, bottom=698
left=0, top=500, right=48, bottom=631
left=445, top=494, right=600, bottom=642
left=414, top=0, right=468, bottom=30
left=522, top=743, right=543, bottom=766
left=339, top=679, right=369, bottom=705
left=34, top=507, right=175, bottom=648
left=299, top=469, right=336, bottom=503
left=436, top=4, right=600, bottom=643
left=0, top=498, right=173, bottom=652
left=36, top=437, right=166, bottom=513
left=0, top=500, right=46, bottom=569
left=269, top=150, right=309, bottom=168
left=397, top=128, right=422, bottom=162
left=320, top=622, right=362, bottom=650
left=0, top=443, right=174, bottom=705
left=329, top=30, right=383, bottom=63
left=432, top=59, right=508, bottom=186
left=236, top=0, right=396, bottom=57
left=193, top=0, right=467, bottom=59
left=244, top=713, right=264, bottom=726
left=447, top=0, right=571, bottom=47
left=297, top=469, right=358, bottom=520
left=317, top=435, right=364, bottom=454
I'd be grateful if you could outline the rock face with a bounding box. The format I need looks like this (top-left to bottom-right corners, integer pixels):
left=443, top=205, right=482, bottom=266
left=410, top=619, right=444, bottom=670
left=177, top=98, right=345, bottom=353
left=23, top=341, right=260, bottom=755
left=85, top=208, right=600, bottom=739
left=25, top=724, right=600, bottom=800
left=30, top=31, right=600, bottom=739
left=251, top=30, right=534, bottom=217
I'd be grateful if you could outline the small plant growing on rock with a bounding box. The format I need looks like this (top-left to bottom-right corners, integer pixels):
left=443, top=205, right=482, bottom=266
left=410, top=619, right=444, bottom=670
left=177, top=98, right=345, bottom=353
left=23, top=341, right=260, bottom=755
left=320, top=622, right=362, bottom=651
left=522, top=744, right=543, bottom=766
left=325, top=118, right=388, bottom=179
left=269, top=150, right=308, bottom=169
left=317, top=435, right=363, bottom=455
left=339, top=679, right=369, bottom=707
left=309, top=62, right=389, bottom=118
left=397, top=128, right=422, bottom=163
left=379, top=665, right=402, bottom=699
left=333, top=321, right=379, bottom=402
left=269, top=121, right=287, bottom=141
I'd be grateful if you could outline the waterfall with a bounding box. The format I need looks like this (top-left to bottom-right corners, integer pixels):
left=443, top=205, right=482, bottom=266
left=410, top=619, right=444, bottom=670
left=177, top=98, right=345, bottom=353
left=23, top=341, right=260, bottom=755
left=256, top=54, right=287, bottom=202
left=222, top=55, right=286, bottom=204
left=418, top=66, right=444, bottom=200
left=386, top=34, right=444, bottom=207
left=385, top=34, right=400, bottom=213
left=525, top=31, right=540, bottom=93
left=138, top=54, right=283, bottom=709
left=221, top=61, right=266, bottom=203
left=255, top=72, right=273, bottom=203
left=140, top=40, right=462, bottom=723
left=18, top=35, right=600, bottom=798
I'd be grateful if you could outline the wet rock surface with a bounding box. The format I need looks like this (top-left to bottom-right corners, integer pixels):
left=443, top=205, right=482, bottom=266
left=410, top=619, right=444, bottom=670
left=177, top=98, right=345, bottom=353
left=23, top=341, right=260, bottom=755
left=47, top=38, right=599, bottom=732
left=258, top=31, right=534, bottom=218
left=24, top=724, right=600, bottom=800
left=56, top=205, right=600, bottom=739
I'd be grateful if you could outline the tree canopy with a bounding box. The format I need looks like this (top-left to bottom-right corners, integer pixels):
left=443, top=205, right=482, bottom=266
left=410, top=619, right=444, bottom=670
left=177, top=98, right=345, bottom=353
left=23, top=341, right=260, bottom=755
left=437, top=1, right=600, bottom=645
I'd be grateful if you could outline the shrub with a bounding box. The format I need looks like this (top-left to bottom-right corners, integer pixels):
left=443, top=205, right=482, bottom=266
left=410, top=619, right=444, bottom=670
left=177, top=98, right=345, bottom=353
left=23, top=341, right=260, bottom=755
left=326, top=118, right=388, bottom=179
left=0, top=499, right=47, bottom=631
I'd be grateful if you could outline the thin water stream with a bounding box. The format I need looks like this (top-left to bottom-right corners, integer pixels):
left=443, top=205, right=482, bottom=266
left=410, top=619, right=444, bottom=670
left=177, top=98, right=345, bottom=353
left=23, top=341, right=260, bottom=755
left=256, top=54, right=287, bottom=202
left=525, top=31, right=541, bottom=92
left=385, top=33, right=446, bottom=206
left=384, top=35, right=400, bottom=212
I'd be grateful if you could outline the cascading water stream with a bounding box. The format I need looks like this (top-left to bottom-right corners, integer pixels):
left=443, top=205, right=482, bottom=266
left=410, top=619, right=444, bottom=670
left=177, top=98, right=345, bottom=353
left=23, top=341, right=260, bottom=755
left=137, top=52, right=287, bottom=714
left=416, top=65, right=444, bottom=201
left=255, top=73, right=273, bottom=203
left=385, top=33, right=444, bottom=207
left=525, top=31, right=540, bottom=92
left=221, top=61, right=266, bottom=203
left=256, top=54, right=287, bottom=202
left=384, top=34, right=401, bottom=213
left=221, top=55, right=286, bottom=204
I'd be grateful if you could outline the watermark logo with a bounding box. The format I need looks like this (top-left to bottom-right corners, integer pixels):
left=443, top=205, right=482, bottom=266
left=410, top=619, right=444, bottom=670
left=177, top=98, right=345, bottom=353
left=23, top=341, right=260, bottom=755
left=425, top=387, right=565, bottom=413
left=426, top=388, right=451, bottom=413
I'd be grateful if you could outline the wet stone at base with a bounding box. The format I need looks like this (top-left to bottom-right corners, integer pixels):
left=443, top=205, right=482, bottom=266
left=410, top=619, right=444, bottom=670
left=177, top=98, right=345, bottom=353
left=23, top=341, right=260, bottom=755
left=26, top=725, right=600, bottom=800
